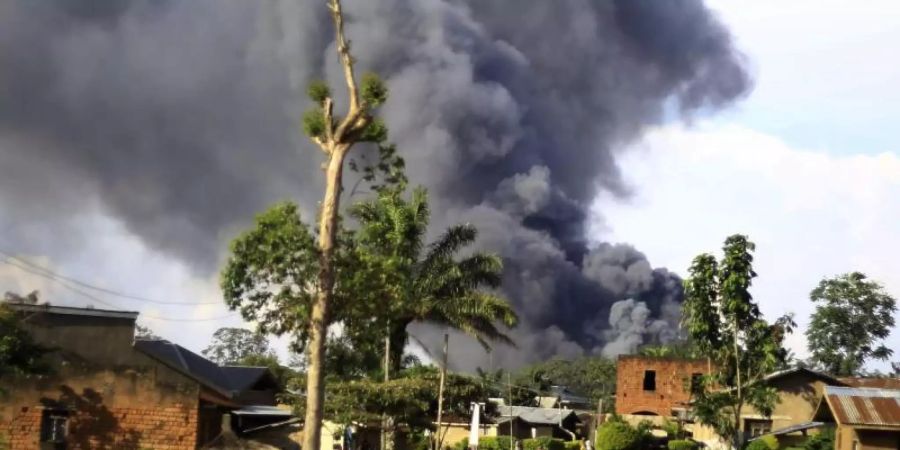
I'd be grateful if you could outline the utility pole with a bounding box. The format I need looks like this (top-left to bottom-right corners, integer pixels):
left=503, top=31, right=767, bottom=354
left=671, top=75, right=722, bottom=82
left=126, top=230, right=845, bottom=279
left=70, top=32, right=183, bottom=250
left=507, top=371, right=514, bottom=449
left=382, top=328, right=391, bottom=450
left=434, top=333, right=449, bottom=450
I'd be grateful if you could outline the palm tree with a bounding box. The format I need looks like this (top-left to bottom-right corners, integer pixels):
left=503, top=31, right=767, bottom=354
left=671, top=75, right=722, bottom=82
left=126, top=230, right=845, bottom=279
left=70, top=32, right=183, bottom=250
left=349, top=187, right=518, bottom=373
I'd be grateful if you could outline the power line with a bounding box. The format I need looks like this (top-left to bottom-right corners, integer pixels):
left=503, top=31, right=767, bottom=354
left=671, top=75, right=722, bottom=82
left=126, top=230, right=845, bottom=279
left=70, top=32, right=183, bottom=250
left=0, top=250, right=222, bottom=305
left=1, top=257, right=238, bottom=323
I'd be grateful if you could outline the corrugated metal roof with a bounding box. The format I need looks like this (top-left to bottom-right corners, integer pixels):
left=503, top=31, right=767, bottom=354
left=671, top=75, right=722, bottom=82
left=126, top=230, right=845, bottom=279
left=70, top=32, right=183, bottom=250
left=498, top=406, right=577, bottom=425
left=824, top=386, right=900, bottom=428
left=838, top=377, right=900, bottom=390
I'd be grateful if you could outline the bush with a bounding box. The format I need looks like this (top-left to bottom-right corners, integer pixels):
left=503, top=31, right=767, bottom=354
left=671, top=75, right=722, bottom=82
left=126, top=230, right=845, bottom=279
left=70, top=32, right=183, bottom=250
left=480, top=436, right=514, bottom=450
left=522, top=437, right=565, bottom=450
left=744, top=440, right=770, bottom=450
left=596, top=421, right=639, bottom=450
left=802, top=427, right=835, bottom=450
left=667, top=440, right=698, bottom=450
left=451, top=438, right=468, bottom=450
left=564, top=441, right=582, bottom=450
left=759, top=435, right=778, bottom=450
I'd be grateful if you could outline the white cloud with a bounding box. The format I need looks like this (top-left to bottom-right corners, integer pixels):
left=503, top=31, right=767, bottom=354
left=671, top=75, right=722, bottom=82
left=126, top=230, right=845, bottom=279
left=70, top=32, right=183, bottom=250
left=591, top=122, right=900, bottom=370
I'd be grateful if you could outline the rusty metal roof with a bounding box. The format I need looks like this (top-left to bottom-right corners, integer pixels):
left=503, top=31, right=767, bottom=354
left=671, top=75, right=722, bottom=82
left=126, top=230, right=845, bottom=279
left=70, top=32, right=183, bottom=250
left=838, top=377, right=900, bottom=390
left=824, top=386, right=900, bottom=429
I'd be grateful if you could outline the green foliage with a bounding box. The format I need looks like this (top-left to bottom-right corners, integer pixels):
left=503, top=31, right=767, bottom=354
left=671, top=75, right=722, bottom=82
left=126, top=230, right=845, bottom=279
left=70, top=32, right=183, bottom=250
left=522, top=437, right=565, bottom=450
left=805, top=272, right=897, bottom=376
left=563, top=440, right=581, bottom=450
left=801, top=427, right=834, bottom=450
left=595, top=421, right=639, bottom=450
left=0, top=301, right=50, bottom=394
left=134, top=324, right=160, bottom=340
left=361, top=72, right=388, bottom=106
left=302, top=108, right=327, bottom=138
left=452, top=438, right=469, bottom=450
left=349, top=187, right=516, bottom=372
left=667, top=440, right=698, bottom=450
left=480, top=436, right=514, bottom=450
left=682, top=235, right=794, bottom=449
left=511, top=356, right=616, bottom=410
left=307, top=80, right=331, bottom=103
left=744, top=440, right=770, bottom=450
left=359, top=117, right=388, bottom=143
left=757, top=435, right=778, bottom=450
left=202, top=327, right=274, bottom=365
left=294, top=365, right=493, bottom=432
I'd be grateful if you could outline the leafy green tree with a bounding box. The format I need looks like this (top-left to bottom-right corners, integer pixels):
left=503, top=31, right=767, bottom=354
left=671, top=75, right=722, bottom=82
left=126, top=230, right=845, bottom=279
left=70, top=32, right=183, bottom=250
left=805, top=272, right=897, bottom=376
left=0, top=301, right=49, bottom=395
left=289, top=365, right=494, bottom=435
left=134, top=324, right=160, bottom=340
left=682, top=235, right=794, bottom=450
left=512, top=356, right=616, bottom=412
left=202, top=327, right=274, bottom=365
left=349, top=187, right=517, bottom=374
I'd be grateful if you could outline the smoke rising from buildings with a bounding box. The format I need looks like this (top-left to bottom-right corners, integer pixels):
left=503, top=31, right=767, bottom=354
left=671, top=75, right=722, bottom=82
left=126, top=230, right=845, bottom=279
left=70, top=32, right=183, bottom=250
left=0, top=0, right=749, bottom=369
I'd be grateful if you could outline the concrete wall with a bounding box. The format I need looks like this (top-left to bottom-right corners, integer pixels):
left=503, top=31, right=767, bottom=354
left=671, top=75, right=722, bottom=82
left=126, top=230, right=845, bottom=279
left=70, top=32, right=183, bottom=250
left=739, top=372, right=829, bottom=434
left=0, top=311, right=202, bottom=449
left=615, top=356, right=709, bottom=417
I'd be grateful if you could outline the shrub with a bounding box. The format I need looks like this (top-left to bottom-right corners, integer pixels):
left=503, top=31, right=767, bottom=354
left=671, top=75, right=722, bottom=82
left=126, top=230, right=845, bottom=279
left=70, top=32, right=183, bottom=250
left=667, top=440, right=698, bottom=450
left=480, top=436, right=514, bottom=450
left=744, top=440, right=770, bottom=450
left=522, top=437, right=565, bottom=450
left=564, top=441, right=582, bottom=450
left=758, top=435, right=778, bottom=450
left=596, top=421, right=639, bottom=450
left=802, top=427, right=835, bottom=450
left=451, top=438, right=468, bottom=450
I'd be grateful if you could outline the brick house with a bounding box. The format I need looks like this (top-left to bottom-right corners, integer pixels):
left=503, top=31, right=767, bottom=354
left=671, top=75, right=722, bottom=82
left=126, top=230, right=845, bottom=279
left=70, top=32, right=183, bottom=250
left=0, top=303, right=283, bottom=449
left=614, top=355, right=710, bottom=417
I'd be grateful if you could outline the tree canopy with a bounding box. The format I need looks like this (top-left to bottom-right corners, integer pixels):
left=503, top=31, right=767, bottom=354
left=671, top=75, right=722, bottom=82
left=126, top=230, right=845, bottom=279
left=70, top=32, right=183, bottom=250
left=805, top=272, right=897, bottom=376
left=202, top=327, right=275, bottom=365
left=0, top=300, right=50, bottom=395
left=682, top=235, right=794, bottom=449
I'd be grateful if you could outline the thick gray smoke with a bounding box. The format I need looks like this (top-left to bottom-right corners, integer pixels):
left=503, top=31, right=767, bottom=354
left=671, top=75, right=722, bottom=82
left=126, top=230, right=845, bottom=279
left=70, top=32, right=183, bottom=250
left=0, top=0, right=749, bottom=369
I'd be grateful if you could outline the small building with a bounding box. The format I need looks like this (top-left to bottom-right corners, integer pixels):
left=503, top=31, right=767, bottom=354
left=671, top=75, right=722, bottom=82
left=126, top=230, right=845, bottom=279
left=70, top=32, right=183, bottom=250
left=813, top=386, right=900, bottom=450
left=700, top=368, right=848, bottom=448
left=536, top=386, right=593, bottom=411
left=615, top=355, right=710, bottom=417
left=0, top=303, right=282, bottom=449
left=495, top=406, right=580, bottom=440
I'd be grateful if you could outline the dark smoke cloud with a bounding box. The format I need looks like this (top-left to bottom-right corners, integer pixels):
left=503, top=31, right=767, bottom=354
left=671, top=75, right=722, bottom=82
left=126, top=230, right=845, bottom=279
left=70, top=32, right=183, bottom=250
left=0, top=0, right=749, bottom=369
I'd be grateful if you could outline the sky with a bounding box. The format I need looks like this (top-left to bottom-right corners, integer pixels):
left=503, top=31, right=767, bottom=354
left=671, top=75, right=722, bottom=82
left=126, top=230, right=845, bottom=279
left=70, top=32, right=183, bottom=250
left=592, top=0, right=900, bottom=371
left=2, top=0, right=899, bottom=372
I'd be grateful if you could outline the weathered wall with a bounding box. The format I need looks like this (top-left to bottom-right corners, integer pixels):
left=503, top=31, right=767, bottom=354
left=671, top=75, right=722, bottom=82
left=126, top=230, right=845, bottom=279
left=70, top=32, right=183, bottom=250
left=853, top=429, right=900, bottom=450
left=739, top=372, right=829, bottom=432
left=0, top=312, right=201, bottom=449
left=614, top=356, right=709, bottom=416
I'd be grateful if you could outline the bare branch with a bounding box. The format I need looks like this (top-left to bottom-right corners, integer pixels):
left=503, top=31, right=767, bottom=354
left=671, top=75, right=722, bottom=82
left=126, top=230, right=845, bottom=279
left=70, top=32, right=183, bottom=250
left=328, top=0, right=361, bottom=129
left=323, top=97, right=335, bottom=143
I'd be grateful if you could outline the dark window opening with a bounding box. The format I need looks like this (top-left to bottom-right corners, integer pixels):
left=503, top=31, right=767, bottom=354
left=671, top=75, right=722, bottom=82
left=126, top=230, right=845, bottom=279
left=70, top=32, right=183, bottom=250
left=643, top=370, right=656, bottom=391
left=690, top=373, right=703, bottom=393
left=40, top=409, right=68, bottom=448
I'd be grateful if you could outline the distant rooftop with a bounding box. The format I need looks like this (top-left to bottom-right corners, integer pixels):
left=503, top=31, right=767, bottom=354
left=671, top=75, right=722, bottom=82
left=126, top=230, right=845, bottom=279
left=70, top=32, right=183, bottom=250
left=498, top=406, right=578, bottom=425
left=4, top=302, right=138, bottom=320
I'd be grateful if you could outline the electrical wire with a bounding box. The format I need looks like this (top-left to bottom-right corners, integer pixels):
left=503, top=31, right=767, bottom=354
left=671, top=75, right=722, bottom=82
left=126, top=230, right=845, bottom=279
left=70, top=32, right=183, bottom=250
left=0, top=249, right=221, bottom=305
left=1, top=256, right=238, bottom=322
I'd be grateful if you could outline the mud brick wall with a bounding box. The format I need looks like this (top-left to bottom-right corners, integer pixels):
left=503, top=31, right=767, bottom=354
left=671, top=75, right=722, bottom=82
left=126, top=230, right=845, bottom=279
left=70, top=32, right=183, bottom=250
left=615, top=355, right=710, bottom=416
left=2, top=401, right=199, bottom=450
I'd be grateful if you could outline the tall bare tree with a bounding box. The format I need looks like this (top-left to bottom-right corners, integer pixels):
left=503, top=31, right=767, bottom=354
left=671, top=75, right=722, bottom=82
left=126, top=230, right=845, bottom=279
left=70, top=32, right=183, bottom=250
left=300, top=2, right=389, bottom=450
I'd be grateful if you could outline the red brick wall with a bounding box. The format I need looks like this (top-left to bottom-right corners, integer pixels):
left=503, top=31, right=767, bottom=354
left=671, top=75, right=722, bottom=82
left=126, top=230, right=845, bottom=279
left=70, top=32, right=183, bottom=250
left=2, top=404, right=198, bottom=450
left=615, top=356, right=710, bottom=416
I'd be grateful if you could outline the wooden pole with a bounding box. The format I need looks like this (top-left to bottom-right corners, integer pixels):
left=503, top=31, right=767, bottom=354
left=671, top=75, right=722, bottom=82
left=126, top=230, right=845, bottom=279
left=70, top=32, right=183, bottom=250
left=382, top=329, right=390, bottom=450
left=434, top=334, right=449, bottom=450
left=507, top=371, right=514, bottom=448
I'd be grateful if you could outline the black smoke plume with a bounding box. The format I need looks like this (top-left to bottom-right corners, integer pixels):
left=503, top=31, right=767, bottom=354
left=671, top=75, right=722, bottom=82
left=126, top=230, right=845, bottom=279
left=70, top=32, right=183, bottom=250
left=0, top=0, right=749, bottom=369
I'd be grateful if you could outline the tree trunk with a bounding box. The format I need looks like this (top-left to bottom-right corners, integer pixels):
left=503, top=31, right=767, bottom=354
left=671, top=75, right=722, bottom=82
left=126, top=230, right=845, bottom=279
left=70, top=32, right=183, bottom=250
left=389, top=319, right=412, bottom=374
left=303, top=144, right=349, bottom=450
left=732, top=320, right=742, bottom=450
